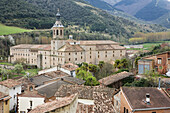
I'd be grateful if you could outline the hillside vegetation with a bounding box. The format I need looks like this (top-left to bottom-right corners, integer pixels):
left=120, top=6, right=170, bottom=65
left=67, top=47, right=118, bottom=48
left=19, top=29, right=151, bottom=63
left=129, top=32, right=170, bottom=44
left=0, top=0, right=166, bottom=41
left=0, top=24, right=32, bottom=35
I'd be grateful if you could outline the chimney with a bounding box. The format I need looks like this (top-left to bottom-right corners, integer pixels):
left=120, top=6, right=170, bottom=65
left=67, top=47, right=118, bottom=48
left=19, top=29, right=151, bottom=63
left=69, top=35, right=73, bottom=39
left=158, top=77, right=161, bottom=90
left=146, top=93, right=150, bottom=105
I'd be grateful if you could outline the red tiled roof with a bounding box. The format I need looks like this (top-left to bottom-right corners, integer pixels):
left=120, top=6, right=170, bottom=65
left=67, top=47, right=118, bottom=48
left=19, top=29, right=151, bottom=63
left=29, top=93, right=78, bottom=113
left=0, top=92, right=8, bottom=99
left=61, top=63, right=79, bottom=71
left=122, top=87, right=170, bottom=110
left=0, top=79, right=22, bottom=88
left=98, top=71, right=133, bottom=86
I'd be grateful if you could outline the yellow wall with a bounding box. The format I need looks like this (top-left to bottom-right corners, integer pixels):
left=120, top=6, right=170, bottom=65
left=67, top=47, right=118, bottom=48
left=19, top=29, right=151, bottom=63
left=3, top=99, right=10, bottom=113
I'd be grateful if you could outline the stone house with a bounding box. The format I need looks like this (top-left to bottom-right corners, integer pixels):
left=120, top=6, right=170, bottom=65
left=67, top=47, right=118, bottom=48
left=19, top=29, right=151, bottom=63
left=0, top=92, right=11, bottom=113
left=0, top=79, right=22, bottom=111
left=113, top=87, right=170, bottom=113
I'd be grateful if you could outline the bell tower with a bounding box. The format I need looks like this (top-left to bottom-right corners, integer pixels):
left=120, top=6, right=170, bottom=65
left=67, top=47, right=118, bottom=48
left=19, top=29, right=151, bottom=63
left=52, top=9, right=64, bottom=39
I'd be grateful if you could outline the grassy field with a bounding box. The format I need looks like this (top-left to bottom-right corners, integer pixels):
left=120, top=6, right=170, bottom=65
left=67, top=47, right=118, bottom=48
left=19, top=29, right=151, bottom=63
left=0, top=62, right=13, bottom=66
left=128, top=41, right=170, bottom=50
left=0, top=23, right=32, bottom=35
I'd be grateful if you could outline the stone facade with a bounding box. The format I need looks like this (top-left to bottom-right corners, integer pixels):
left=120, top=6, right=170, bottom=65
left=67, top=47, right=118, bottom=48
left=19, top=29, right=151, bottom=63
left=9, top=11, right=126, bottom=69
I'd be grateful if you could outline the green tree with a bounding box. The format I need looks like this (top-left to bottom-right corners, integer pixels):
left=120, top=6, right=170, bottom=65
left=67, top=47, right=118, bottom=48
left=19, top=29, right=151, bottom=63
left=14, top=64, right=23, bottom=74
left=85, top=76, right=100, bottom=86
left=98, top=61, right=104, bottom=69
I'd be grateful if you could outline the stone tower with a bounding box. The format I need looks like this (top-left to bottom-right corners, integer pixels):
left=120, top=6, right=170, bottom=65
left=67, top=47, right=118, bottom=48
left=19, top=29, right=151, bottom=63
left=52, top=9, right=64, bottom=39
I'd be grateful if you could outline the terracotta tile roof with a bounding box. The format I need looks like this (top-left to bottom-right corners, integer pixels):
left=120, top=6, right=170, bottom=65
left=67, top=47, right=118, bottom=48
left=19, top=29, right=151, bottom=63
left=80, top=40, right=118, bottom=45
left=0, top=92, right=8, bottom=99
left=18, top=90, right=45, bottom=98
left=58, top=43, right=84, bottom=52
left=41, top=70, right=69, bottom=79
left=11, top=44, right=51, bottom=51
left=55, top=85, right=115, bottom=113
left=55, top=85, right=114, bottom=100
left=29, top=93, right=78, bottom=113
left=122, top=87, right=170, bottom=110
left=61, top=63, right=79, bottom=71
left=98, top=72, right=133, bottom=86
left=96, top=44, right=125, bottom=50
left=0, top=79, right=22, bottom=88
left=77, top=103, right=94, bottom=113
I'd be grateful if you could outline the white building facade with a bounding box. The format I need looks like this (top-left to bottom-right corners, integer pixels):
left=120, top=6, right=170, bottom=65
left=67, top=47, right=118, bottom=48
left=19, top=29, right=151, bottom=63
left=0, top=79, right=22, bottom=111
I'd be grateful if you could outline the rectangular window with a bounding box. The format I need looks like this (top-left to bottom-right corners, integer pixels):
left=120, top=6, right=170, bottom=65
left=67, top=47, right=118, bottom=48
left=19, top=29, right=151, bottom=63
left=5, top=100, right=8, bottom=105
left=75, top=58, right=77, bottom=61
left=30, top=101, right=32, bottom=107
left=158, top=58, right=162, bottom=64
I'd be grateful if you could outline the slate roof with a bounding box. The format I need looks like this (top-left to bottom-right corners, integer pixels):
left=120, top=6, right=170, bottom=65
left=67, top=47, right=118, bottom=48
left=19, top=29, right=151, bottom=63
left=98, top=71, right=133, bottom=86
left=31, top=75, right=52, bottom=86
left=0, top=79, right=22, bottom=88
left=29, top=94, right=78, bottom=113
left=62, top=76, right=85, bottom=85
left=36, top=80, right=72, bottom=98
left=122, top=87, right=170, bottom=110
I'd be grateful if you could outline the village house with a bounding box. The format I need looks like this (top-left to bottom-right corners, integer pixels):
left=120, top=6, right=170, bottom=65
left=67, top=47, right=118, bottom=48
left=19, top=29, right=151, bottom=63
left=0, top=91, right=11, bottom=113
left=113, top=87, right=170, bottom=113
left=28, top=93, right=78, bottom=113
left=138, top=51, right=170, bottom=74
left=18, top=84, right=45, bottom=113
left=38, top=63, right=78, bottom=77
left=98, top=71, right=134, bottom=89
left=0, top=79, right=22, bottom=111
left=9, top=10, right=126, bottom=69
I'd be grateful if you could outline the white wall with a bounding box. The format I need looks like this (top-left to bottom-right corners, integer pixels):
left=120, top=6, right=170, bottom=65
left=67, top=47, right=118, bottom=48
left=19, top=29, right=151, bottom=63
left=38, top=67, right=58, bottom=75
left=60, top=68, right=76, bottom=77
left=0, top=85, right=22, bottom=110
left=9, top=86, right=22, bottom=110
left=18, top=97, right=45, bottom=113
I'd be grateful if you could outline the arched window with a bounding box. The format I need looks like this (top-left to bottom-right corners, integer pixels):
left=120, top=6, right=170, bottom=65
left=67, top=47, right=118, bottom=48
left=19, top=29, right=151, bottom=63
left=53, top=30, right=55, bottom=35
left=60, top=30, right=62, bottom=36
left=56, top=30, right=59, bottom=35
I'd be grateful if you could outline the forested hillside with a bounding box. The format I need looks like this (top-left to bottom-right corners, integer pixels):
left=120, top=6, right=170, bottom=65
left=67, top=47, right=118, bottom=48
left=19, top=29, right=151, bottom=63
left=0, top=0, right=166, bottom=40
